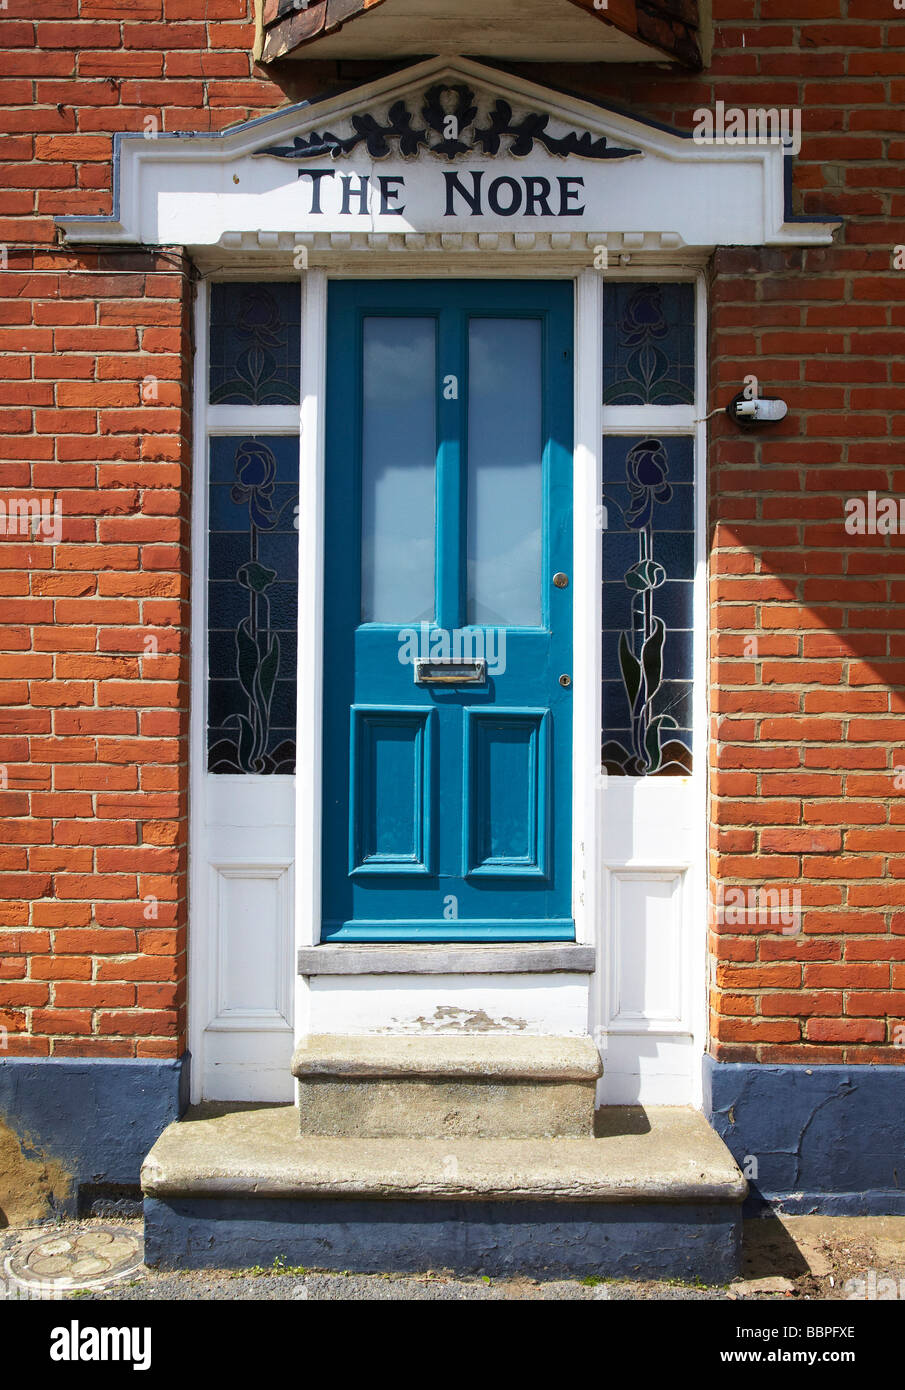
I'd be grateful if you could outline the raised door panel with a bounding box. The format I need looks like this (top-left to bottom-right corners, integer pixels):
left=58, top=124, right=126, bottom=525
left=350, top=706, right=435, bottom=875
left=464, top=708, right=549, bottom=878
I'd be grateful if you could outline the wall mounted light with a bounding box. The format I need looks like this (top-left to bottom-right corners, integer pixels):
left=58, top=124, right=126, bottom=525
left=726, top=390, right=789, bottom=429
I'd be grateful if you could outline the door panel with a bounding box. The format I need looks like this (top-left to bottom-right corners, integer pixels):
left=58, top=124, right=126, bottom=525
left=323, top=280, right=573, bottom=942
left=350, top=706, right=435, bottom=875
left=464, top=709, right=549, bottom=877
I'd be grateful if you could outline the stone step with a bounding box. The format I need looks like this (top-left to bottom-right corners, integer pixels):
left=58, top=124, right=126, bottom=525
left=141, top=1103, right=747, bottom=1279
left=291, top=1033, right=603, bottom=1139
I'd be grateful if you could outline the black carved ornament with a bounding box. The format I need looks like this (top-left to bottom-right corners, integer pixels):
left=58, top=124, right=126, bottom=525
left=256, top=84, right=641, bottom=163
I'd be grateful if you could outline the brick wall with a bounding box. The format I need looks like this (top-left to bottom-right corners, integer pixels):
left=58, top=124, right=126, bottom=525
left=0, top=1, right=902, bottom=1064
left=0, top=248, right=193, bottom=1058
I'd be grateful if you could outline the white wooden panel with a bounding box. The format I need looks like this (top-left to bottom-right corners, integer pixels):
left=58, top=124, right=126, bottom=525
left=607, top=869, right=685, bottom=1032
left=210, top=864, right=292, bottom=1031
left=199, top=777, right=296, bottom=1100
left=201, top=1030, right=298, bottom=1104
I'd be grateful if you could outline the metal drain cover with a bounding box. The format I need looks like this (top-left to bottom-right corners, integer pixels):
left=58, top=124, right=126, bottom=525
left=5, top=1227, right=143, bottom=1292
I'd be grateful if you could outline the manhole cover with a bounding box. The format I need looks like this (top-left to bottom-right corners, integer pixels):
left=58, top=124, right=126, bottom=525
left=5, top=1227, right=143, bottom=1293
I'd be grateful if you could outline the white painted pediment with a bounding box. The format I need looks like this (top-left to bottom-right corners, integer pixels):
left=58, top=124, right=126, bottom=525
left=58, top=57, right=836, bottom=256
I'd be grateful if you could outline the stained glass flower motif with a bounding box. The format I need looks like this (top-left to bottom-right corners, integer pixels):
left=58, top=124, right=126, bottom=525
left=601, top=435, right=694, bottom=776
left=208, top=435, right=299, bottom=774
left=209, top=282, right=301, bottom=406
left=603, top=282, right=695, bottom=406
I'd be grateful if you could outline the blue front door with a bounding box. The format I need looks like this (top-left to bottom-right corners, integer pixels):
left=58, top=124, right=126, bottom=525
left=322, top=280, right=573, bottom=941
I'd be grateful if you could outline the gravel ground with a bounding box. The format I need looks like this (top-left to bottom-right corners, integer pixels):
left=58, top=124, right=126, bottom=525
left=2, top=1213, right=904, bottom=1301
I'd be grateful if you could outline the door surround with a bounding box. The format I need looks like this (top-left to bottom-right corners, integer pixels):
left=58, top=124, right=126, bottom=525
left=187, top=256, right=708, bottom=1103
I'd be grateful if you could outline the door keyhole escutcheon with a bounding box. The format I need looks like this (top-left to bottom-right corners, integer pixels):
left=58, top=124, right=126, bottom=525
left=559, top=674, right=572, bottom=688
left=553, top=572, right=569, bottom=589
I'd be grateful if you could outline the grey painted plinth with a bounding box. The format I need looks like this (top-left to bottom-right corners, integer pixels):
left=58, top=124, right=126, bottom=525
left=143, top=1195, right=742, bottom=1281
left=704, top=1057, right=905, bottom=1215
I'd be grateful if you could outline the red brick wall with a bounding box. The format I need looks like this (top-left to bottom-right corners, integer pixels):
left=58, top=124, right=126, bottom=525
left=0, top=1, right=902, bottom=1064
left=0, top=248, right=194, bottom=1058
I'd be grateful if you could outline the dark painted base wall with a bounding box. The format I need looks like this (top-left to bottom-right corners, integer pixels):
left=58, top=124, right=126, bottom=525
left=6, top=1054, right=903, bottom=1225
left=144, top=1195, right=742, bottom=1280
left=704, top=1057, right=905, bottom=1215
left=0, top=1056, right=189, bottom=1216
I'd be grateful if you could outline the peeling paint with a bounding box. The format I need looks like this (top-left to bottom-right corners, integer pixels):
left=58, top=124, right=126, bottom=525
left=409, top=1007, right=529, bottom=1033
left=0, top=1116, right=71, bottom=1228
left=0, top=1056, right=188, bottom=1215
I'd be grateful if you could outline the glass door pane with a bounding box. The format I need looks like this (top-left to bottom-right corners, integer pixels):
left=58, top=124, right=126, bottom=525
left=466, top=317, right=543, bottom=627
left=361, top=316, right=436, bottom=623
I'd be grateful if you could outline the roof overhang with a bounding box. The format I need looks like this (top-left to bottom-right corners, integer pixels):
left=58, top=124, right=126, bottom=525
left=57, top=57, right=839, bottom=267
left=259, top=0, right=703, bottom=68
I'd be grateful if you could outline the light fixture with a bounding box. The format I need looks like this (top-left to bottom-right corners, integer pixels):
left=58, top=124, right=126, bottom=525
left=726, top=390, right=789, bottom=429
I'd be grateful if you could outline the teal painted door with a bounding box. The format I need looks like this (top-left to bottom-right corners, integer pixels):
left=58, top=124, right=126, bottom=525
left=323, top=280, right=573, bottom=941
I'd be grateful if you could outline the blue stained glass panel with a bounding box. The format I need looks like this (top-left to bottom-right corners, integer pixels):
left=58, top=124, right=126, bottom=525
left=209, top=281, right=301, bottom=406
left=207, top=435, right=299, bottom=774
left=601, top=435, right=694, bottom=776
left=603, top=282, right=695, bottom=406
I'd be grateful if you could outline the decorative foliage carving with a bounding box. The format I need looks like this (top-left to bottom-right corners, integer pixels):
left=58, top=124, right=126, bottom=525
left=256, top=84, right=641, bottom=163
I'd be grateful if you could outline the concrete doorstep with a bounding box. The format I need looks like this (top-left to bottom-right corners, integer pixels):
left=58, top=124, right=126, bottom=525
left=141, top=1103, right=747, bottom=1280
left=292, top=1033, right=603, bottom=1139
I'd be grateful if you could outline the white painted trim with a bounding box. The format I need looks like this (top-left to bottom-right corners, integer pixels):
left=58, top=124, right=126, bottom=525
left=602, top=406, right=697, bottom=433
left=187, top=277, right=209, bottom=1105
left=293, top=269, right=328, bottom=1060
left=691, top=268, right=710, bottom=1109
left=572, top=268, right=602, bottom=967
left=207, top=405, right=300, bottom=435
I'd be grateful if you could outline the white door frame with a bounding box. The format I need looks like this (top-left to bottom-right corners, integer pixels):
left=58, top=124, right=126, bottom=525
left=189, top=256, right=709, bottom=1106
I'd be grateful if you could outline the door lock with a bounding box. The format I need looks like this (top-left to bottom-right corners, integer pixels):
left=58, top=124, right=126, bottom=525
left=559, top=674, right=572, bottom=688
left=553, top=572, right=569, bottom=589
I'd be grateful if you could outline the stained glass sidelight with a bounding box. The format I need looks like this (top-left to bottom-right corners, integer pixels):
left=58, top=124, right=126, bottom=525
left=209, top=281, right=301, bottom=406
left=207, top=435, right=299, bottom=774
left=601, top=435, right=694, bottom=776
left=603, top=282, right=695, bottom=406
